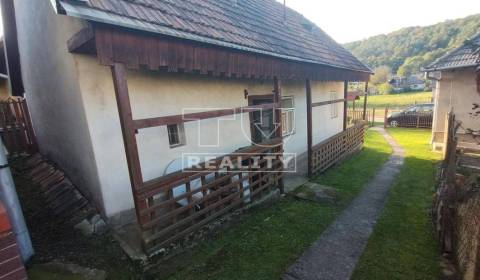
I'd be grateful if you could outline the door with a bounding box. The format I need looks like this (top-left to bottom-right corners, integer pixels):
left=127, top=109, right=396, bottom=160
left=249, top=95, right=275, bottom=144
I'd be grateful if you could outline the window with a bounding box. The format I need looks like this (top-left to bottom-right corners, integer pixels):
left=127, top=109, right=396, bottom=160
left=330, top=92, right=338, bottom=119
left=167, top=124, right=186, bottom=148
left=281, top=96, right=295, bottom=136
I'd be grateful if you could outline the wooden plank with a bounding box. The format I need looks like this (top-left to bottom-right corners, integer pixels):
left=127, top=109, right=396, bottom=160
left=343, top=81, right=348, bottom=131
left=111, top=63, right=149, bottom=226
left=133, top=103, right=276, bottom=130
left=93, top=26, right=371, bottom=82
left=273, top=77, right=285, bottom=193
left=312, top=98, right=347, bottom=108
left=67, top=26, right=95, bottom=53
left=306, top=79, right=313, bottom=178
left=363, top=82, right=368, bottom=120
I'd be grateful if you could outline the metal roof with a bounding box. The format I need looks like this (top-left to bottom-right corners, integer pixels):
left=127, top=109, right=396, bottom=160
left=55, top=0, right=371, bottom=73
left=425, top=32, right=480, bottom=71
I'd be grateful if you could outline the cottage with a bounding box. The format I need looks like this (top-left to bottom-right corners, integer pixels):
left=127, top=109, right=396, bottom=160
left=425, top=33, right=480, bottom=152
left=7, top=0, right=370, bottom=252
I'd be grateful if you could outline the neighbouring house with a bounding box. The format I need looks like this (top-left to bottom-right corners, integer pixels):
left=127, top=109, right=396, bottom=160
left=389, top=74, right=427, bottom=92
left=425, top=33, right=480, bottom=152
left=6, top=0, right=370, bottom=252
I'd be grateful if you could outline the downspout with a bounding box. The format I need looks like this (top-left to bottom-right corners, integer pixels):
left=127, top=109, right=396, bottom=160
left=0, top=138, right=33, bottom=262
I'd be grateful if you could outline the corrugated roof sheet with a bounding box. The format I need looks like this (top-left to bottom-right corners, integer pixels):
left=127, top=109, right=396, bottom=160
left=426, top=32, right=480, bottom=71
left=56, top=0, right=371, bottom=73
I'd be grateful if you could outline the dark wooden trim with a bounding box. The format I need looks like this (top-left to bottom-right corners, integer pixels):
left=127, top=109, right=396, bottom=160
left=249, top=94, right=274, bottom=100
left=363, top=82, right=368, bottom=120
left=67, top=26, right=95, bottom=54
left=343, top=81, right=348, bottom=131
left=133, top=103, right=275, bottom=130
left=273, top=77, right=285, bottom=193
left=312, top=98, right=346, bottom=108
left=306, top=79, right=313, bottom=178
left=247, top=94, right=275, bottom=143
left=111, top=63, right=148, bottom=229
left=94, top=25, right=371, bottom=82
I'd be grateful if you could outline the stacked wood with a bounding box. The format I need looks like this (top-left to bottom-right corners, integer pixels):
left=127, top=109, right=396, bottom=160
left=22, top=154, right=96, bottom=226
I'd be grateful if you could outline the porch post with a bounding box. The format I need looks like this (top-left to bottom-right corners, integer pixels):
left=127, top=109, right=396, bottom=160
left=111, top=63, right=148, bottom=225
left=306, top=79, right=313, bottom=178
left=273, top=77, right=285, bottom=193
left=343, top=81, right=348, bottom=131
left=363, top=82, right=369, bottom=120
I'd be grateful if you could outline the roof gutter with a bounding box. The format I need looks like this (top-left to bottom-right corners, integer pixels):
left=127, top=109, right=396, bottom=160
left=57, top=2, right=373, bottom=75
left=424, top=64, right=480, bottom=73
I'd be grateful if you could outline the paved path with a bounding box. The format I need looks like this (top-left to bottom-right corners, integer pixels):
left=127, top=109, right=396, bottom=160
left=283, top=127, right=405, bottom=280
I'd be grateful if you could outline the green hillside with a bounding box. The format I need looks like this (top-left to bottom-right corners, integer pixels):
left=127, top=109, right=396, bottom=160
left=344, top=14, right=480, bottom=76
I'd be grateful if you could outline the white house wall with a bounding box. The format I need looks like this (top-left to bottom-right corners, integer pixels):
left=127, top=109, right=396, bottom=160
left=433, top=68, right=480, bottom=143
left=13, top=0, right=106, bottom=212
left=74, top=56, right=344, bottom=222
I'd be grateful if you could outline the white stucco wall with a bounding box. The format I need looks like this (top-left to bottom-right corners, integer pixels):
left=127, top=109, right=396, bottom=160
left=13, top=1, right=105, bottom=211
left=432, top=68, right=480, bottom=142
left=74, top=56, right=344, bottom=220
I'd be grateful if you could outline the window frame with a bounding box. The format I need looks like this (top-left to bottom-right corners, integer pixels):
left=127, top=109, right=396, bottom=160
left=330, top=91, right=339, bottom=119
left=167, top=123, right=186, bottom=148
left=281, top=96, right=296, bottom=137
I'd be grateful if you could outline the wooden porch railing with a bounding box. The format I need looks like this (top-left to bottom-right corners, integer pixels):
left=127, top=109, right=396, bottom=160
left=310, top=122, right=365, bottom=176
left=140, top=139, right=283, bottom=252
left=0, top=97, right=37, bottom=155
left=111, top=63, right=285, bottom=253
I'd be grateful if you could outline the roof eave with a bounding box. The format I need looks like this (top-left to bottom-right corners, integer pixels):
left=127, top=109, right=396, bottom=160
left=58, top=2, right=373, bottom=75
left=424, top=64, right=480, bottom=72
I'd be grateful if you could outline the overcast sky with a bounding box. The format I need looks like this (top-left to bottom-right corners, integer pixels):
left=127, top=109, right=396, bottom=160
left=0, top=1, right=479, bottom=43
left=280, top=0, right=480, bottom=43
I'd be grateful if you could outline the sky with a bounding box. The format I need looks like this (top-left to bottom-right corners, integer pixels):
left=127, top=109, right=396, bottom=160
left=279, top=0, right=480, bottom=43
left=0, top=1, right=479, bottom=43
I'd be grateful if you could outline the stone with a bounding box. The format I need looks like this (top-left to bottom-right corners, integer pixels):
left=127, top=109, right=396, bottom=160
left=74, top=219, right=94, bottom=237
left=93, top=219, right=108, bottom=235
left=74, top=215, right=108, bottom=236
left=294, top=182, right=340, bottom=205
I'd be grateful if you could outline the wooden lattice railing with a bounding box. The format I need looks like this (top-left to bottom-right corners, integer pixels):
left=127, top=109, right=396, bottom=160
left=0, top=97, right=37, bottom=155
left=139, top=139, right=284, bottom=253
left=311, top=122, right=365, bottom=175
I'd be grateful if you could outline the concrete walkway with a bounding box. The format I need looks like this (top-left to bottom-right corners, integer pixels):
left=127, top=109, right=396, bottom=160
left=283, top=127, right=405, bottom=280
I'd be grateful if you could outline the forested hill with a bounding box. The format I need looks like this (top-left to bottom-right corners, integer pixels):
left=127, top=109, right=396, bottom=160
left=344, top=14, right=480, bottom=76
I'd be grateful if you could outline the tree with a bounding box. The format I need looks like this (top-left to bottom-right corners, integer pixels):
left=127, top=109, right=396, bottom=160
left=377, top=83, right=393, bottom=95
left=371, top=66, right=391, bottom=85
left=344, top=14, right=480, bottom=73
left=397, top=56, right=425, bottom=77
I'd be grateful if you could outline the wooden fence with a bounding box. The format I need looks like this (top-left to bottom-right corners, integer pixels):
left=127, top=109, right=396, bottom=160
left=0, top=97, right=37, bottom=155
left=140, top=139, right=283, bottom=253
left=310, top=122, right=365, bottom=175
left=347, top=109, right=377, bottom=126
left=383, top=107, right=432, bottom=129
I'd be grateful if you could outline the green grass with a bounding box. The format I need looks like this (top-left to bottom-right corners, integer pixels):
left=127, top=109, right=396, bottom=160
left=354, top=91, right=433, bottom=109
left=352, top=128, right=442, bottom=280
left=160, top=130, right=392, bottom=280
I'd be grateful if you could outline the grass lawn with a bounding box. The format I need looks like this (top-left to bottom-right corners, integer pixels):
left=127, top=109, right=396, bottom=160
left=353, top=91, right=433, bottom=109
left=351, top=128, right=442, bottom=280
left=158, top=130, right=392, bottom=280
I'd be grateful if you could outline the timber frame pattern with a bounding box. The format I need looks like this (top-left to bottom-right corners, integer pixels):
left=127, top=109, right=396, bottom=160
left=89, top=24, right=371, bottom=253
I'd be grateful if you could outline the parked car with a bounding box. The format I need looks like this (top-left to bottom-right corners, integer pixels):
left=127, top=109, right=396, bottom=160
left=387, top=103, right=434, bottom=128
